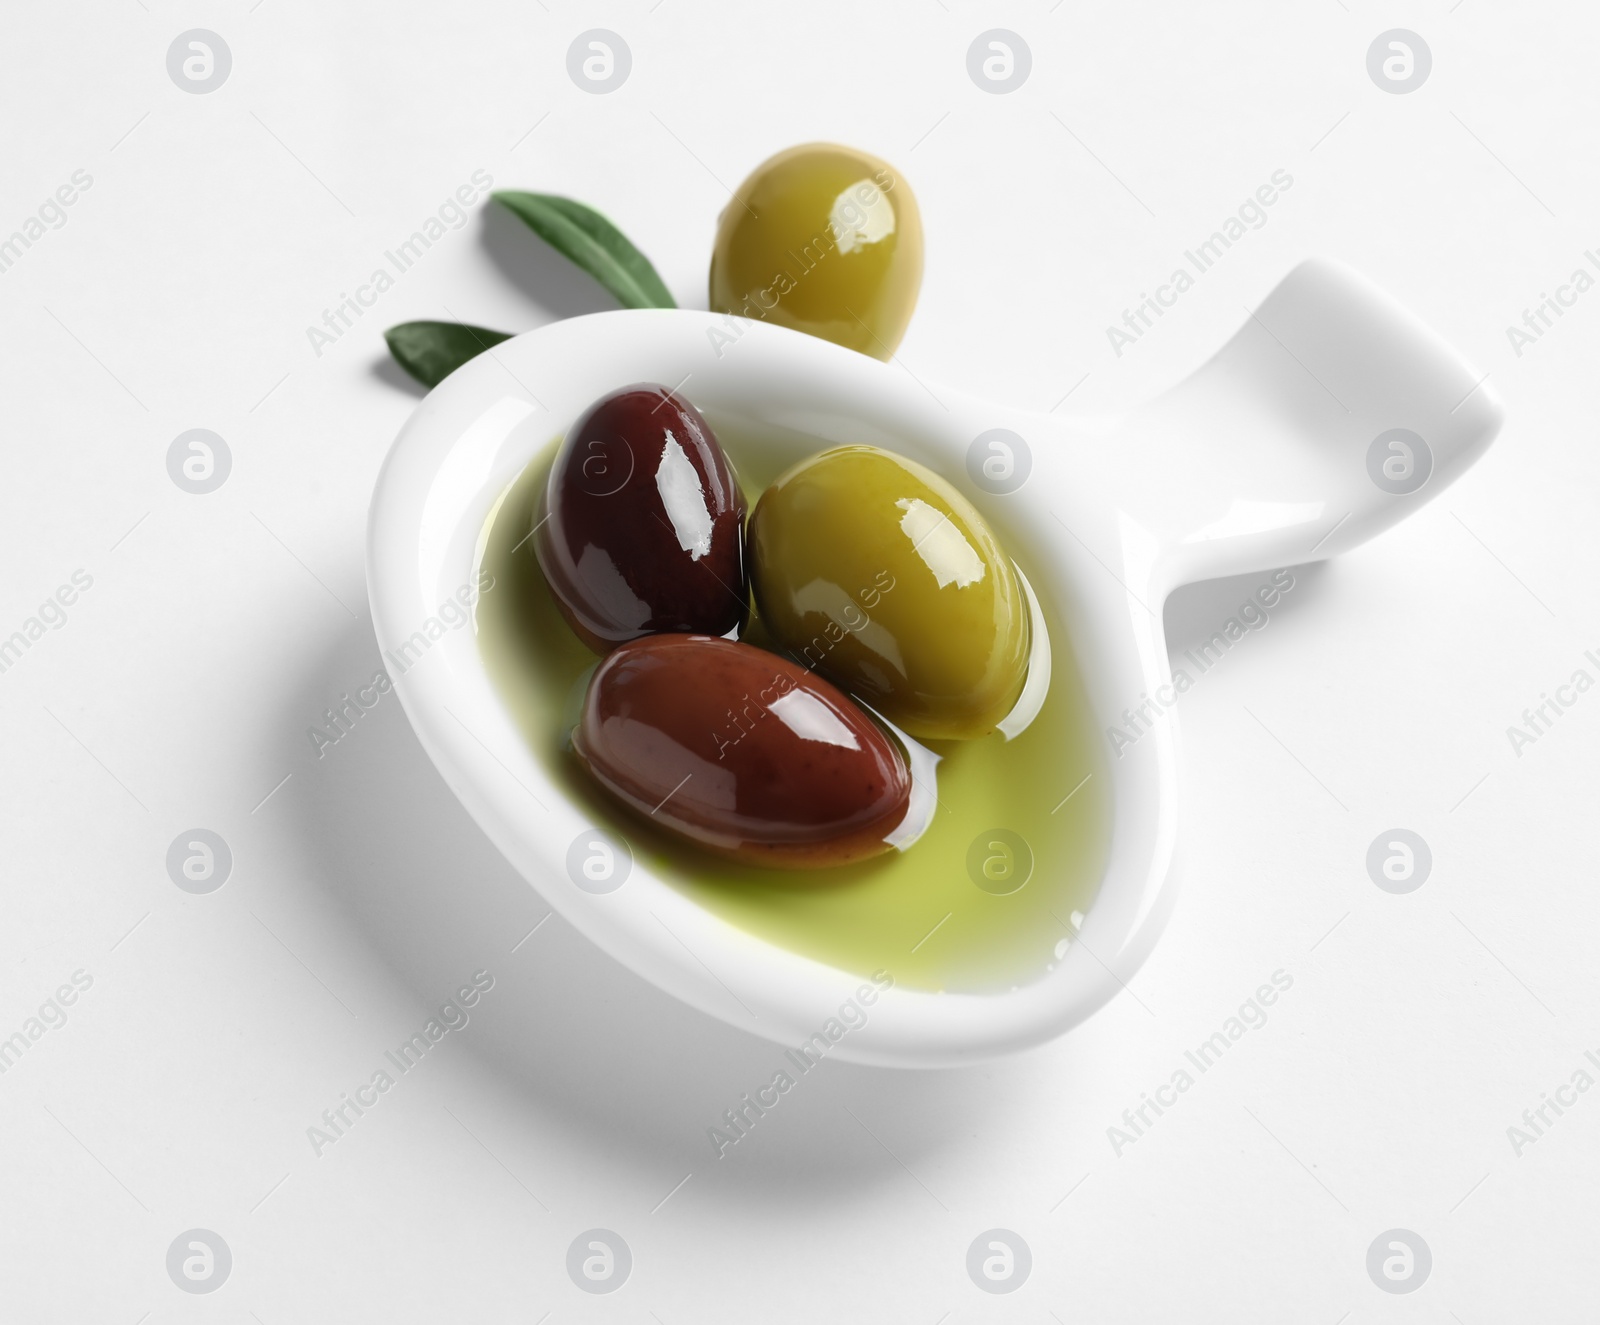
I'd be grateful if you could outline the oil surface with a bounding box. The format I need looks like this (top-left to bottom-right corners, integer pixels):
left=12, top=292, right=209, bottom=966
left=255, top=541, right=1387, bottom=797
left=475, top=433, right=1109, bottom=992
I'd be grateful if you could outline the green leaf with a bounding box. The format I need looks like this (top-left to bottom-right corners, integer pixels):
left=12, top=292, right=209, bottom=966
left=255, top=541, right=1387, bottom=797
left=384, top=321, right=514, bottom=388
left=493, top=191, right=676, bottom=310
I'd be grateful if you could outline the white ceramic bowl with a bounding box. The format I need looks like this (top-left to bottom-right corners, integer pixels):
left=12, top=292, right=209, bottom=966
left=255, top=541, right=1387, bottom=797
left=367, top=259, right=1501, bottom=1067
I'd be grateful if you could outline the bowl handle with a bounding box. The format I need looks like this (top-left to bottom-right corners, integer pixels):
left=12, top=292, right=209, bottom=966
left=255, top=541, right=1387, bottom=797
left=1097, top=258, right=1504, bottom=594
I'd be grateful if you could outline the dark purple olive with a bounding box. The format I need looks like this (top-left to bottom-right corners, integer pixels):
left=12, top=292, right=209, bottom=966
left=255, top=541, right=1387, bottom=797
left=536, top=384, right=748, bottom=652
left=572, top=635, right=912, bottom=869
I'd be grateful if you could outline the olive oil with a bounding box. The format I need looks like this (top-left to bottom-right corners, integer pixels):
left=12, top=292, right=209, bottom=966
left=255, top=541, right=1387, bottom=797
left=475, top=437, right=1109, bottom=993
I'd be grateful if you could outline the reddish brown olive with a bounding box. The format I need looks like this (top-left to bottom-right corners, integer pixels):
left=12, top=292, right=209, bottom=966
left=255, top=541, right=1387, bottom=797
left=536, top=384, right=748, bottom=652
left=572, top=634, right=913, bottom=868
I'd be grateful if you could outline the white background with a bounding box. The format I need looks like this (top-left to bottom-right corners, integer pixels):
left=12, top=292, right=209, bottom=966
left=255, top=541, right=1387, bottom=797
left=2, top=1, right=1597, bottom=1320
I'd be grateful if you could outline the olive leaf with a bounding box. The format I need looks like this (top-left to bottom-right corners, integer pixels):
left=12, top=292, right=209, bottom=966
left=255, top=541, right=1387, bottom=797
left=384, top=321, right=513, bottom=388
left=493, top=191, right=676, bottom=310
